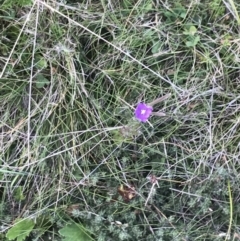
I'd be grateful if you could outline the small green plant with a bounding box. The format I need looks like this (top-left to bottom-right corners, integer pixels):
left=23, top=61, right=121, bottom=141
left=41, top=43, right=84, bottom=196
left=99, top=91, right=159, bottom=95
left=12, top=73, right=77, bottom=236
left=13, top=186, right=25, bottom=201
left=6, top=219, right=34, bottom=241
left=183, top=25, right=200, bottom=47
left=35, top=73, right=50, bottom=89
left=163, top=4, right=187, bottom=23
left=59, top=223, right=93, bottom=241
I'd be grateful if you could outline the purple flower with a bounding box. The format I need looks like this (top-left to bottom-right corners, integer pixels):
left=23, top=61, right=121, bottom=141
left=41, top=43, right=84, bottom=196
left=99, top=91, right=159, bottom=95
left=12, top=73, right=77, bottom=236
left=134, top=103, right=153, bottom=122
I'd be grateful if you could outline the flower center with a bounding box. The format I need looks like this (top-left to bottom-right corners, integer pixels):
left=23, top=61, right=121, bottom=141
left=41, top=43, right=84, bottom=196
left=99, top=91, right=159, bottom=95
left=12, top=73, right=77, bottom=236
left=141, top=109, right=146, bottom=115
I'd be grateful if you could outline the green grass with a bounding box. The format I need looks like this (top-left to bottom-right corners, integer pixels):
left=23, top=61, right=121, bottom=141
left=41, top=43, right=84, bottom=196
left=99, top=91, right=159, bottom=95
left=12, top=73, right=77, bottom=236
left=1, top=0, right=240, bottom=240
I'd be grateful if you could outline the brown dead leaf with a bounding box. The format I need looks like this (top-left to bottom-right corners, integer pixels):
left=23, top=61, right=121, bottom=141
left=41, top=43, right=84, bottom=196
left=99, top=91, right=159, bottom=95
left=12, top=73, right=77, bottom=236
left=118, top=184, right=136, bottom=202
left=66, top=204, right=80, bottom=215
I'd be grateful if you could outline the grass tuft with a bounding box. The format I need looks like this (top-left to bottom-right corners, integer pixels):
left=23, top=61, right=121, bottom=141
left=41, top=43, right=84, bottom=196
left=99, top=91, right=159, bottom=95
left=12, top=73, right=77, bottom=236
left=1, top=0, right=240, bottom=240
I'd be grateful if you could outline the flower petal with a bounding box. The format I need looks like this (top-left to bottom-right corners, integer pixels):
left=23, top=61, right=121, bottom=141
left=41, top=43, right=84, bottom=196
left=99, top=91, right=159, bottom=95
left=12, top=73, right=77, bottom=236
left=134, top=103, right=153, bottom=122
